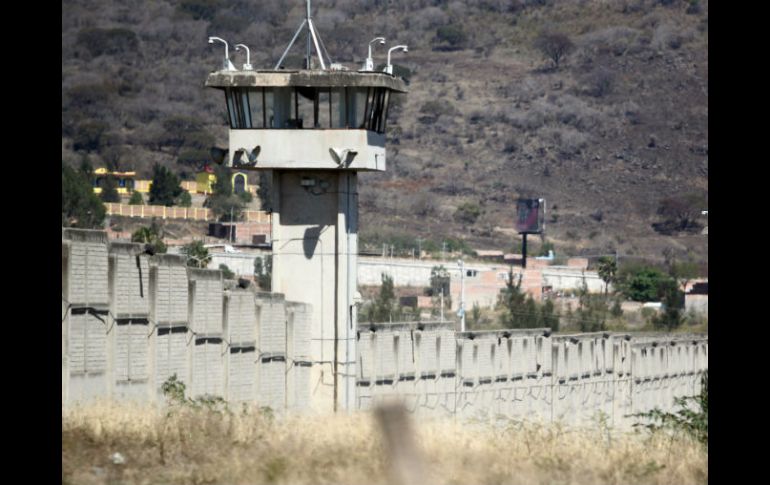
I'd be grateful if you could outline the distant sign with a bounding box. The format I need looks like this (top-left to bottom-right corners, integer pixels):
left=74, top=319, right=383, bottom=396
left=516, top=198, right=545, bottom=234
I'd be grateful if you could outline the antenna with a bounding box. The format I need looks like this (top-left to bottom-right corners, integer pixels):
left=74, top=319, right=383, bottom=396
left=275, top=0, right=333, bottom=70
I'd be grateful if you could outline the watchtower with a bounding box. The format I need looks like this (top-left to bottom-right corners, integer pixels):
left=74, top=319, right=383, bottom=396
left=205, top=3, right=407, bottom=413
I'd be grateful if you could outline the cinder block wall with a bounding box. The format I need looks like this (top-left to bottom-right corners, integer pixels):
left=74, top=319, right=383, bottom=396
left=61, top=229, right=313, bottom=412
left=359, top=323, right=707, bottom=428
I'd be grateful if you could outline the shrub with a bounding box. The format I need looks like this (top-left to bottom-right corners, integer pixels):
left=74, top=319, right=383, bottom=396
left=534, top=31, right=574, bottom=69
left=128, top=191, right=144, bottom=205
left=131, top=223, right=167, bottom=254
left=177, top=191, right=193, bottom=207
left=634, top=371, right=708, bottom=447
left=434, top=24, right=468, bottom=50
left=454, top=202, right=482, bottom=225
left=181, top=240, right=211, bottom=268
left=219, top=264, right=235, bottom=280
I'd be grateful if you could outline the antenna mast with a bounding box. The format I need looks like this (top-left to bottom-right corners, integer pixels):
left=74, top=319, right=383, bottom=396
left=275, top=0, right=332, bottom=70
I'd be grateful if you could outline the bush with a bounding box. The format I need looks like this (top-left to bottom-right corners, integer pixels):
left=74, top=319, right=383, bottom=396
left=131, top=222, right=167, bottom=254
left=181, top=240, right=211, bottom=268
left=177, top=191, right=193, bottom=208
left=454, top=202, right=482, bottom=225
left=219, top=264, right=235, bottom=279
left=534, top=31, right=574, bottom=69
left=634, top=371, right=708, bottom=447
left=434, top=24, right=468, bottom=50
left=616, top=263, right=670, bottom=302
left=128, top=191, right=144, bottom=205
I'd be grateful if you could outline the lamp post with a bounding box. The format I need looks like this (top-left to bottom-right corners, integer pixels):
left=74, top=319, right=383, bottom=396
left=234, top=43, right=253, bottom=70
left=208, top=36, right=236, bottom=71
left=384, top=45, right=408, bottom=75
left=458, top=259, right=465, bottom=332
left=362, top=37, right=385, bottom=71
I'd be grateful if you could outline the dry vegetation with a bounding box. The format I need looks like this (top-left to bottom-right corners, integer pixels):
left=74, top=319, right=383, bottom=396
left=63, top=402, right=707, bottom=485
left=62, top=0, right=708, bottom=262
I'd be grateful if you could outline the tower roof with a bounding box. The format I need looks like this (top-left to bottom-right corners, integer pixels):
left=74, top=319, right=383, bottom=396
left=205, top=69, right=408, bottom=93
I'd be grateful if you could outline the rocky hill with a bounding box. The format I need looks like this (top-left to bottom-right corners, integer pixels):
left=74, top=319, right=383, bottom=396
left=61, top=0, right=708, bottom=267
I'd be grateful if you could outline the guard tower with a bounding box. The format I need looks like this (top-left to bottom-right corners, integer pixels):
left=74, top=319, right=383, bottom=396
left=205, top=3, right=407, bottom=413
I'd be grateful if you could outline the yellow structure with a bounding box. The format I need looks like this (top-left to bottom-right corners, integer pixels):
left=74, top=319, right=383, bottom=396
left=195, top=168, right=250, bottom=195
left=92, top=168, right=137, bottom=195
left=92, top=167, right=250, bottom=197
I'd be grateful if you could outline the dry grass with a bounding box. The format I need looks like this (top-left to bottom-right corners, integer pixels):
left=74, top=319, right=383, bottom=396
left=63, top=402, right=707, bottom=485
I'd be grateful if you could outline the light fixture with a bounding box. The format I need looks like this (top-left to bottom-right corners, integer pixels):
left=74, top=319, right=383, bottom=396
left=235, top=44, right=253, bottom=70
left=384, top=45, right=408, bottom=75
left=362, top=37, right=385, bottom=71
left=208, top=36, right=236, bottom=71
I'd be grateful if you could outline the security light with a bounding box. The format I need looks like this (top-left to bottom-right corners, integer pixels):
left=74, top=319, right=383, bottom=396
left=208, top=36, right=236, bottom=71
left=235, top=44, right=253, bottom=70
left=384, top=45, right=408, bottom=75
left=362, top=37, right=385, bottom=71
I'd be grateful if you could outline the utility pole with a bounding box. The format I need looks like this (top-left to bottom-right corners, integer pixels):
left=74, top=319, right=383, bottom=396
left=442, top=241, right=447, bottom=261
left=458, top=259, right=465, bottom=332
left=417, top=237, right=423, bottom=260
left=440, top=289, right=444, bottom=322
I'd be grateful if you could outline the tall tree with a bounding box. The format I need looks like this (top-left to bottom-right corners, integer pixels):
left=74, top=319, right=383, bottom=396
left=100, top=175, right=121, bottom=203
left=597, top=256, right=617, bottom=296
left=149, top=164, right=184, bottom=206
left=62, top=162, right=106, bottom=228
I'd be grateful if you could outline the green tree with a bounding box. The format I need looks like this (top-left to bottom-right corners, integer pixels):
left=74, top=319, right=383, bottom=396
left=498, top=269, right=558, bottom=330
left=208, top=165, right=245, bottom=221
left=181, top=240, right=211, bottom=268
left=149, top=164, right=183, bottom=206
left=254, top=255, right=272, bottom=290
left=575, top=278, right=608, bottom=332
left=617, top=264, right=669, bottom=302
left=177, top=190, right=193, bottom=207
left=100, top=175, right=121, bottom=203
left=128, top=191, right=144, bottom=205
left=597, top=256, right=618, bottom=296
left=219, top=264, right=235, bottom=279
left=652, top=278, right=685, bottom=331
left=62, top=162, right=106, bottom=228
left=364, top=274, right=399, bottom=323
left=429, top=265, right=451, bottom=316
left=131, top=222, right=167, bottom=254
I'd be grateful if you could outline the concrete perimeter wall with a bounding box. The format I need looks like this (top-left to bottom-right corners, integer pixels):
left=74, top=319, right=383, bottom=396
left=357, top=322, right=707, bottom=428
left=62, top=228, right=312, bottom=412
left=63, top=228, right=707, bottom=427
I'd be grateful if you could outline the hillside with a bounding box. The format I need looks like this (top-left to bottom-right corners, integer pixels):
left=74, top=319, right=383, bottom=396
left=61, top=0, right=708, bottom=266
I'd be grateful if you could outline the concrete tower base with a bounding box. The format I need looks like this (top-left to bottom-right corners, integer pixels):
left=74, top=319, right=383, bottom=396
left=270, top=170, right=358, bottom=413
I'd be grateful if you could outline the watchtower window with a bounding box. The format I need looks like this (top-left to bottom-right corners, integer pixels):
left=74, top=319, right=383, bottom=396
left=224, top=86, right=391, bottom=132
